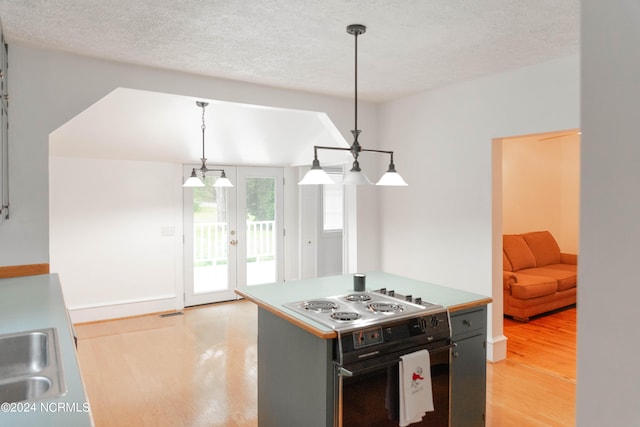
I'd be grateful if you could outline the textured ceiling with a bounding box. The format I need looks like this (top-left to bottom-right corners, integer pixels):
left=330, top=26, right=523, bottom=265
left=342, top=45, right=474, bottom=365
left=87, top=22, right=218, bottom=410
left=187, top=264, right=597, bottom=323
left=0, top=0, right=580, bottom=102
left=1, top=1, right=581, bottom=168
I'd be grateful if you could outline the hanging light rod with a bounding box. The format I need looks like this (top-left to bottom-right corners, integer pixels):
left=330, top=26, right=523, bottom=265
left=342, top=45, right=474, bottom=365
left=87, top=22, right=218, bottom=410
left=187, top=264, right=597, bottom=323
left=183, top=101, right=233, bottom=188
left=299, top=24, right=407, bottom=186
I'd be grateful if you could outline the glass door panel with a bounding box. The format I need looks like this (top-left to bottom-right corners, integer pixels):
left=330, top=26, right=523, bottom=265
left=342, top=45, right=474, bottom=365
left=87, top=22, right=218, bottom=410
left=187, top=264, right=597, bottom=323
left=184, top=167, right=237, bottom=306
left=237, top=167, right=284, bottom=287
left=193, top=176, right=230, bottom=293
left=245, top=176, right=276, bottom=285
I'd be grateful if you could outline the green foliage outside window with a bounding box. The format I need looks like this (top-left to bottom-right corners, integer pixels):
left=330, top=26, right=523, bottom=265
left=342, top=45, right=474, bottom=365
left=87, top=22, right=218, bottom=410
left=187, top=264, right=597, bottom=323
left=245, top=177, right=275, bottom=221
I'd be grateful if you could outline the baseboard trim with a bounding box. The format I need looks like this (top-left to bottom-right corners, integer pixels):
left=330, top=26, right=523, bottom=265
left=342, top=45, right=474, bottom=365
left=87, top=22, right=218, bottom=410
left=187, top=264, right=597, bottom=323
left=69, top=295, right=179, bottom=324
left=487, top=334, right=508, bottom=362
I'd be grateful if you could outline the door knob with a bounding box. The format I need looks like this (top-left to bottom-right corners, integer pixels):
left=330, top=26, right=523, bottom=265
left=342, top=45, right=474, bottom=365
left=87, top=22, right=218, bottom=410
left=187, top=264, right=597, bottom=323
left=230, top=240, right=237, bottom=246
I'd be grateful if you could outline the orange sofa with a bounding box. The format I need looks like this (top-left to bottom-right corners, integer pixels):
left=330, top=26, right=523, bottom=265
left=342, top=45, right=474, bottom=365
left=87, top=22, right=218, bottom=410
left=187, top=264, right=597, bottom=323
left=503, top=231, right=577, bottom=321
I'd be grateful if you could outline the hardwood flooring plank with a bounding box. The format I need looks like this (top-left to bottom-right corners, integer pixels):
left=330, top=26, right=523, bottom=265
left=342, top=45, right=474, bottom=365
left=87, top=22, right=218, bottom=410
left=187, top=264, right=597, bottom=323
left=492, top=307, right=577, bottom=426
left=504, top=307, right=577, bottom=382
left=77, top=301, right=258, bottom=427
left=487, top=359, right=575, bottom=426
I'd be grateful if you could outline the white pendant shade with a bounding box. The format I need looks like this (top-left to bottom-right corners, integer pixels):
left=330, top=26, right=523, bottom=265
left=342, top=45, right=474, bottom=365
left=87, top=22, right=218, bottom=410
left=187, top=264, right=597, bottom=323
left=299, top=168, right=334, bottom=185
left=343, top=170, right=373, bottom=186
left=183, top=172, right=205, bottom=187
left=214, top=176, right=234, bottom=187
left=376, top=171, right=408, bottom=186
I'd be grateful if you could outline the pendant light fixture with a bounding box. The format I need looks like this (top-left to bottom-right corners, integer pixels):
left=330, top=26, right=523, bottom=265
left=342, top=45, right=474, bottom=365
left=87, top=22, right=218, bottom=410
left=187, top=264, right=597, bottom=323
left=183, top=101, right=233, bottom=188
left=299, top=24, right=407, bottom=186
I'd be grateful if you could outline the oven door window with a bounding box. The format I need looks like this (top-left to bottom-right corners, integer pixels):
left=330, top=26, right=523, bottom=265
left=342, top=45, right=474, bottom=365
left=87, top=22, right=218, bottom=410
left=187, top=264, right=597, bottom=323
left=341, top=349, right=450, bottom=427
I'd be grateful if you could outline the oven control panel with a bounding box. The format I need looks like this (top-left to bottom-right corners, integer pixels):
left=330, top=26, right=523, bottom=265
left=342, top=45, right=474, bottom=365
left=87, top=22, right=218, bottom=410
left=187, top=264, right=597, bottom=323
left=341, top=312, right=450, bottom=353
left=352, top=326, right=383, bottom=349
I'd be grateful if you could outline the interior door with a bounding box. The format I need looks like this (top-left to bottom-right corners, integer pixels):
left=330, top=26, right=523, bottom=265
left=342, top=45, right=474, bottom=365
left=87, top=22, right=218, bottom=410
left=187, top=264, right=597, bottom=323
left=184, top=166, right=284, bottom=306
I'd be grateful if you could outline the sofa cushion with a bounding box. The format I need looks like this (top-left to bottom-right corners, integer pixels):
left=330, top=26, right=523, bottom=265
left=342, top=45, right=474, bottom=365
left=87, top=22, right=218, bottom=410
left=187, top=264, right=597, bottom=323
left=521, top=231, right=562, bottom=267
left=503, top=251, right=513, bottom=272
left=518, top=267, right=576, bottom=291
left=503, top=235, right=537, bottom=271
left=510, top=274, right=558, bottom=299
left=545, top=263, right=577, bottom=273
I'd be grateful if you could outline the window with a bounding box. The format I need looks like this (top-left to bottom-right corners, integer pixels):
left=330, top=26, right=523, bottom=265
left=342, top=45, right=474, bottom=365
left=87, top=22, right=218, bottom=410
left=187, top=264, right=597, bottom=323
left=322, top=173, right=343, bottom=231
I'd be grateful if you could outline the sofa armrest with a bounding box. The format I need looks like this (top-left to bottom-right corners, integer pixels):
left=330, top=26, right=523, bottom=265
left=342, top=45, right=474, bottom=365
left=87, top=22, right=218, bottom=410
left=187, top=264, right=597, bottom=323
left=560, top=253, right=578, bottom=265
left=503, top=271, right=517, bottom=293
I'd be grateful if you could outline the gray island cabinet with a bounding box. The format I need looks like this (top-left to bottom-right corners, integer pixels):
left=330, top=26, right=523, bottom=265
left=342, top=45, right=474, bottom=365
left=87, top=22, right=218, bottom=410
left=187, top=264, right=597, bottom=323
left=450, top=306, right=488, bottom=427
left=237, top=271, right=491, bottom=427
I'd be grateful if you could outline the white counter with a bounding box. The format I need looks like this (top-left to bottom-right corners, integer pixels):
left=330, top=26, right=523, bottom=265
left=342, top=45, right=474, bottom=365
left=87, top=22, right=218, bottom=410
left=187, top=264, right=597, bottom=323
left=0, top=274, right=93, bottom=426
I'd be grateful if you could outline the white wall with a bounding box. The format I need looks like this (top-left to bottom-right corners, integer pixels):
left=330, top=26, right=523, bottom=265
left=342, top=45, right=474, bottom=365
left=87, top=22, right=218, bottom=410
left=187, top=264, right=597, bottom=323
left=502, top=136, right=580, bottom=253
left=579, top=1, right=640, bottom=425
left=1, top=43, right=380, bottom=321
left=557, top=137, right=581, bottom=253
left=378, top=55, right=580, bottom=360
left=49, top=157, right=183, bottom=320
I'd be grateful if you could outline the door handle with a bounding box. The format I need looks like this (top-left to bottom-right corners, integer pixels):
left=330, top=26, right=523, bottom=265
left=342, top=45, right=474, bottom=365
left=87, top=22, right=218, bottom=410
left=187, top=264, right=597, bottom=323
left=230, top=239, right=238, bottom=246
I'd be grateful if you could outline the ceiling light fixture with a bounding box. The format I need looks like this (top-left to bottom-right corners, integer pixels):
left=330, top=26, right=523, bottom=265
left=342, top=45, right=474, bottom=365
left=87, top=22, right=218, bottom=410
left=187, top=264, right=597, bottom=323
left=183, top=101, right=233, bottom=188
left=299, top=24, right=407, bottom=186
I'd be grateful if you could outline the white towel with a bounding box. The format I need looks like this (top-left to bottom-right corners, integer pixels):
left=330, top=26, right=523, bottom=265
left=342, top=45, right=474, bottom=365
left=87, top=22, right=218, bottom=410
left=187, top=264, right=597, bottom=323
left=399, top=349, right=434, bottom=426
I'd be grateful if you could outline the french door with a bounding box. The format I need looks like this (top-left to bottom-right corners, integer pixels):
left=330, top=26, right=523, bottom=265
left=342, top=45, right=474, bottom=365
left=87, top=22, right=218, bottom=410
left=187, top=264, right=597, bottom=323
left=183, top=166, right=284, bottom=306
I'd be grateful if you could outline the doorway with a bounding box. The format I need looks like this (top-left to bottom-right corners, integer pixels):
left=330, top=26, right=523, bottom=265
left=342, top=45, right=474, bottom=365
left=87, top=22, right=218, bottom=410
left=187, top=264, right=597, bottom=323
left=183, top=165, right=284, bottom=306
left=494, top=128, right=580, bottom=359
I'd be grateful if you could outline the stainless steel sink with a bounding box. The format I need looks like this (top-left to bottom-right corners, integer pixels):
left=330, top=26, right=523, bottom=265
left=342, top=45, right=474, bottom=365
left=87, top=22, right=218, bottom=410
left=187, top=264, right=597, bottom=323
left=0, top=330, right=49, bottom=379
left=0, top=328, right=66, bottom=403
left=0, top=377, right=52, bottom=402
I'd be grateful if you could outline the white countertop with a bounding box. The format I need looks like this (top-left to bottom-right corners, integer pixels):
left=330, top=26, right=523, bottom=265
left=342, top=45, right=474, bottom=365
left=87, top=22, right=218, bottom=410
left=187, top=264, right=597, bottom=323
left=236, top=271, right=491, bottom=338
left=0, top=274, right=93, bottom=426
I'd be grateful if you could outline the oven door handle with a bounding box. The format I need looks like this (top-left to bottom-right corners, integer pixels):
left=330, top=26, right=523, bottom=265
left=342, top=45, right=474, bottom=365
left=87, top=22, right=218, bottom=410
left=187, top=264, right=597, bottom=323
left=339, top=341, right=458, bottom=376
left=338, top=366, right=353, bottom=377
left=429, top=341, right=458, bottom=356
left=442, top=342, right=457, bottom=352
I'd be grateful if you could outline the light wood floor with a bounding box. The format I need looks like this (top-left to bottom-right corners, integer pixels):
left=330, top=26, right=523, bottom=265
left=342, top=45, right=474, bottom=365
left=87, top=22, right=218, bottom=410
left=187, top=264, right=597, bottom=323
left=75, top=302, right=576, bottom=426
left=488, top=308, right=576, bottom=426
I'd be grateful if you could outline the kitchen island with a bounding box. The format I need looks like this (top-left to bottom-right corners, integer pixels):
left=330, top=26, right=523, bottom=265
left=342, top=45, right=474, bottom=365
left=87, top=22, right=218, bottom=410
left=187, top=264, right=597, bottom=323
left=0, top=274, right=93, bottom=426
left=237, top=271, right=491, bottom=427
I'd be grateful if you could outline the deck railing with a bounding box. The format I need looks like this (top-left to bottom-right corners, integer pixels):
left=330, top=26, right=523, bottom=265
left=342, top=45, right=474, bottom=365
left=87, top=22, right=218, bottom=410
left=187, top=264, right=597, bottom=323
left=194, top=221, right=275, bottom=264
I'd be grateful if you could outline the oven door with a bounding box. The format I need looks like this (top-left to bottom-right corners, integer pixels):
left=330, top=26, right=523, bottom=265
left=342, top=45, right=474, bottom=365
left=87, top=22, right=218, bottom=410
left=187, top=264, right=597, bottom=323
left=336, top=344, right=451, bottom=427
